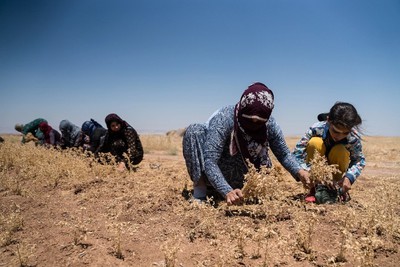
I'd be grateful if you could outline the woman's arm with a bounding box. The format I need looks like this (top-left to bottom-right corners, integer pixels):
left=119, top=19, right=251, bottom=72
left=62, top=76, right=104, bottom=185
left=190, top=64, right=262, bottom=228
left=268, top=117, right=302, bottom=178
left=125, top=127, right=144, bottom=165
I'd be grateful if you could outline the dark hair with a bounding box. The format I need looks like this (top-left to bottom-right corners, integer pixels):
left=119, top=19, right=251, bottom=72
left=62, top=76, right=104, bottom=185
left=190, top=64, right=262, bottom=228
left=328, top=102, right=362, bottom=130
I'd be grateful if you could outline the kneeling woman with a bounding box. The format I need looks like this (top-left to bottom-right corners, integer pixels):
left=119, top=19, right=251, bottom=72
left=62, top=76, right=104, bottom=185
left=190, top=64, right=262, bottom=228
left=39, top=122, right=61, bottom=148
left=183, top=82, right=306, bottom=205
left=102, top=113, right=144, bottom=170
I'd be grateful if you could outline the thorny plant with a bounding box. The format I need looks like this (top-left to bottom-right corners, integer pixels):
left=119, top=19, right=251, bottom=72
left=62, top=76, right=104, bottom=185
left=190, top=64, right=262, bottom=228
left=108, top=217, right=140, bottom=260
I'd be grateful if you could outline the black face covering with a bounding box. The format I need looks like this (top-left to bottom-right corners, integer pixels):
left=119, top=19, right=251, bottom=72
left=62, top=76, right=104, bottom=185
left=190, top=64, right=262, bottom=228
left=240, top=117, right=266, bottom=133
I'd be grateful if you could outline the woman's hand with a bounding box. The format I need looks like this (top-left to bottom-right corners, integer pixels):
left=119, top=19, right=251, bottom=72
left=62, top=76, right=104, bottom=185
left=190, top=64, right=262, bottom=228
left=226, top=189, right=243, bottom=205
left=297, top=169, right=312, bottom=189
left=116, top=161, right=127, bottom=172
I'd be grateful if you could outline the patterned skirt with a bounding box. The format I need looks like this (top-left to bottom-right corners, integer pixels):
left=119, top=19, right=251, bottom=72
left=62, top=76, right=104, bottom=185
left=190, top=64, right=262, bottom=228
left=182, top=123, right=247, bottom=191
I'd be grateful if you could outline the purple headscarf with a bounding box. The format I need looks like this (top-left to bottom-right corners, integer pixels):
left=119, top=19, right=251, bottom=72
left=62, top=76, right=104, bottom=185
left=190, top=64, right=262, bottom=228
left=231, top=82, right=274, bottom=167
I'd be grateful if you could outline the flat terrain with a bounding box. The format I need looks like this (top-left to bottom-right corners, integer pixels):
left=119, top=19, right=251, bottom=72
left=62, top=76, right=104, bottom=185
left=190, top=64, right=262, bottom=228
left=0, top=135, right=399, bottom=267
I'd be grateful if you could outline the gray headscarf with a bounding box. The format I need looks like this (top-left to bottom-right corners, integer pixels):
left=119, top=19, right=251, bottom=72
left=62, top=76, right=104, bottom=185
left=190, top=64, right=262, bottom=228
left=59, top=120, right=82, bottom=147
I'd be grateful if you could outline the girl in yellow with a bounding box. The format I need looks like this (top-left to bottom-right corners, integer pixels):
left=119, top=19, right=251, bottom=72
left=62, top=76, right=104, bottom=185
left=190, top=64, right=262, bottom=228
left=293, top=102, right=366, bottom=204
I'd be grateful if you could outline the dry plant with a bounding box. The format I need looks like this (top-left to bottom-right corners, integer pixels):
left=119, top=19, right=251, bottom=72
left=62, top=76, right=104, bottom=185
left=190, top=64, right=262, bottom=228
left=113, top=224, right=124, bottom=260
left=73, top=207, right=89, bottom=247
left=230, top=160, right=297, bottom=222
left=185, top=201, right=220, bottom=241
left=309, top=149, right=341, bottom=186
left=0, top=207, right=24, bottom=247
left=375, top=190, right=400, bottom=244
left=15, top=242, right=36, bottom=267
left=140, top=134, right=181, bottom=155
left=294, top=213, right=317, bottom=259
left=353, top=188, right=392, bottom=266
left=252, top=224, right=279, bottom=264
left=0, top=141, right=116, bottom=194
left=242, top=160, right=286, bottom=202
left=0, top=134, right=399, bottom=266
left=229, top=223, right=249, bottom=259
left=330, top=209, right=357, bottom=264
left=161, top=235, right=181, bottom=267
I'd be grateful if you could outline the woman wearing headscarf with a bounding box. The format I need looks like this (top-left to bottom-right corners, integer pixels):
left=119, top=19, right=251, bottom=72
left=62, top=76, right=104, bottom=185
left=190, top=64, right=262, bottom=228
left=38, top=122, right=61, bottom=147
left=102, top=114, right=144, bottom=170
left=81, top=119, right=107, bottom=154
left=15, top=118, right=47, bottom=144
left=59, top=120, right=84, bottom=149
left=183, top=82, right=308, bottom=205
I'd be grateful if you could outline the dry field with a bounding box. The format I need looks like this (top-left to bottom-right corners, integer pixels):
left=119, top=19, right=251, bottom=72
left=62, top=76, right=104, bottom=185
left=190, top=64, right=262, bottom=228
left=0, top=134, right=399, bottom=267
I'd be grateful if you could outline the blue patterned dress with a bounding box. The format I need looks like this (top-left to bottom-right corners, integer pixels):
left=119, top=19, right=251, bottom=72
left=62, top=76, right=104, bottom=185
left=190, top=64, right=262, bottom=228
left=183, top=105, right=301, bottom=197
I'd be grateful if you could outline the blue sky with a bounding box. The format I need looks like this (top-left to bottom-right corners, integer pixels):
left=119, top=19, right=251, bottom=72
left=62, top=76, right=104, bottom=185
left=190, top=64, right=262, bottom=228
left=1, top=0, right=399, bottom=136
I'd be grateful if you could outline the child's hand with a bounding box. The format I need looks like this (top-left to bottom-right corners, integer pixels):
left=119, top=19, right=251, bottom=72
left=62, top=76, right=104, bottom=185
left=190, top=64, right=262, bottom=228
left=338, top=177, right=352, bottom=192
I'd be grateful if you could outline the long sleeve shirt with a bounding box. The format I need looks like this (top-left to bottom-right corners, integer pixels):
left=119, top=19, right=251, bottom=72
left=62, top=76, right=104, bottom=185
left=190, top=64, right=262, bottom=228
left=293, top=121, right=366, bottom=183
left=203, top=105, right=301, bottom=196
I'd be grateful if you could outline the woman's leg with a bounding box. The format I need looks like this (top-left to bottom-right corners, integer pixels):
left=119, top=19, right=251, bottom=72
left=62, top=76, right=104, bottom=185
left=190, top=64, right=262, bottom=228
left=182, top=124, right=207, bottom=199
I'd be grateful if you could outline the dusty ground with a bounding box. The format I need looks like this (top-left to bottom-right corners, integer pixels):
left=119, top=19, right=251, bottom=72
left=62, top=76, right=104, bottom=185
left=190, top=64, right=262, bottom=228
left=0, top=135, right=399, bottom=267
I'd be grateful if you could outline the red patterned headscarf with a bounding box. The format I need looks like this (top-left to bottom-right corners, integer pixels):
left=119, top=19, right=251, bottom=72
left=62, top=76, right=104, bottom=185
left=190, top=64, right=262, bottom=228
left=39, top=121, right=52, bottom=136
left=231, top=82, right=274, bottom=167
left=39, top=121, right=53, bottom=143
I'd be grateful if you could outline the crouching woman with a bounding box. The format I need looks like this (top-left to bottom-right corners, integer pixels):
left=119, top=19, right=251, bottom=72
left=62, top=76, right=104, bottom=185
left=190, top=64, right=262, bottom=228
left=101, top=113, right=144, bottom=171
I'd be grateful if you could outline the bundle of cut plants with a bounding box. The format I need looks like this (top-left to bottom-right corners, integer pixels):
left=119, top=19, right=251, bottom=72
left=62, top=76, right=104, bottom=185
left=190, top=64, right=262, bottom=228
left=241, top=160, right=286, bottom=203
left=224, top=160, right=291, bottom=219
left=308, top=150, right=345, bottom=204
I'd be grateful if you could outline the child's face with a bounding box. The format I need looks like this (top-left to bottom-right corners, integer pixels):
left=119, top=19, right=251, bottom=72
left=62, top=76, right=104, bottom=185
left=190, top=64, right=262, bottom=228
left=110, top=121, right=121, bottom=132
left=329, top=123, right=350, bottom=142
